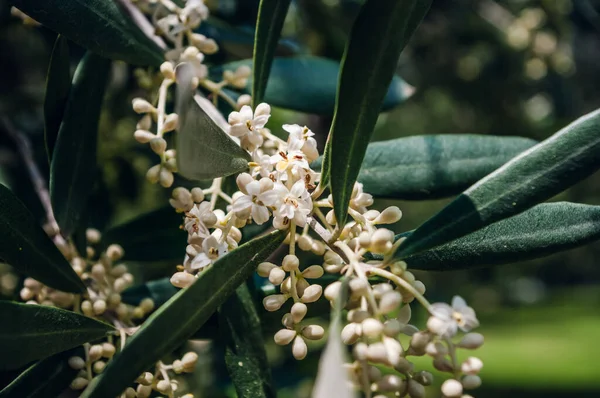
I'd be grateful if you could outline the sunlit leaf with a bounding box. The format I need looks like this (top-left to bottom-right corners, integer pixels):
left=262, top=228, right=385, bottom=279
left=0, top=183, right=85, bottom=293
left=327, top=0, right=431, bottom=226
left=393, top=108, right=600, bottom=260
left=0, top=302, right=114, bottom=370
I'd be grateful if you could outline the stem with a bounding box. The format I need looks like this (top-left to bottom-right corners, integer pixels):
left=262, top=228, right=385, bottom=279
left=445, top=337, right=461, bottom=379
left=364, top=266, right=433, bottom=313
left=156, top=78, right=173, bottom=139
left=209, top=178, right=222, bottom=210
left=289, top=221, right=300, bottom=302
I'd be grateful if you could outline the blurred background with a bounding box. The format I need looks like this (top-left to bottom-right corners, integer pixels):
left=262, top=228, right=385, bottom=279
left=1, top=0, right=600, bottom=397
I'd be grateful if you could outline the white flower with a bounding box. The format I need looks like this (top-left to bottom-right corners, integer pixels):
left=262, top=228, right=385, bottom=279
left=181, top=0, right=209, bottom=29
left=283, top=124, right=319, bottom=162
left=189, top=235, right=228, bottom=271
left=228, top=104, right=270, bottom=151
left=184, top=201, right=212, bottom=243
left=179, top=47, right=208, bottom=79
left=250, top=150, right=275, bottom=178
left=272, top=180, right=312, bottom=228
left=427, top=296, right=479, bottom=338
left=232, top=178, right=279, bottom=225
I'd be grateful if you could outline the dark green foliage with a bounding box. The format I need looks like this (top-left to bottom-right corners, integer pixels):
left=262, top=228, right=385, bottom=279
left=0, top=302, right=114, bottom=370
left=50, top=52, right=111, bottom=236
left=326, top=0, right=432, bottom=226
left=0, top=183, right=85, bottom=293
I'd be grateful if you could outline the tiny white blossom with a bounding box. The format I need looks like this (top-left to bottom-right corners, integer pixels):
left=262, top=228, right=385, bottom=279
left=228, top=104, right=270, bottom=151
left=282, top=124, right=319, bottom=162
left=350, top=182, right=374, bottom=213
left=272, top=180, right=312, bottom=228
left=189, top=235, right=228, bottom=271
left=427, top=296, right=479, bottom=338
left=250, top=150, right=275, bottom=178
left=184, top=202, right=212, bottom=242
left=181, top=0, right=209, bottom=29
left=232, top=178, right=279, bottom=225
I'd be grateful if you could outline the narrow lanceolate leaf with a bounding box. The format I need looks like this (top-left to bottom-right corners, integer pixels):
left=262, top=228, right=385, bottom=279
left=252, top=0, right=291, bottom=106
left=81, top=231, right=285, bottom=398
left=0, top=302, right=114, bottom=370
left=312, top=135, right=537, bottom=200
left=44, top=35, right=71, bottom=163
left=393, top=108, right=600, bottom=260
left=218, top=284, right=276, bottom=398
left=176, top=64, right=251, bottom=180
left=0, top=184, right=85, bottom=293
left=102, top=207, right=185, bottom=262
left=372, top=202, right=600, bottom=270
left=327, top=0, right=431, bottom=226
left=0, top=348, right=81, bottom=398
left=312, top=278, right=354, bottom=398
left=50, top=52, right=110, bottom=237
left=213, top=57, right=413, bottom=115
left=8, top=0, right=164, bottom=65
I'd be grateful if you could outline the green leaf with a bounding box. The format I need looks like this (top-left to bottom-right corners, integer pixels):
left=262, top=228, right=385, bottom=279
left=8, top=0, right=164, bottom=66
left=212, top=57, right=413, bottom=114
left=43, top=35, right=71, bottom=164
left=81, top=230, right=285, bottom=398
left=373, top=202, right=600, bottom=270
left=0, top=301, right=114, bottom=370
left=327, top=0, right=431, bottom=226
left=0, top=348, right=81, bottom=398
left=393, top=108, right=600, bottom=260
left=312, top=135, right=537, bottom=200
left=102, top=207, right=185, bottom=262
left=218, top=284, right=276, bottom=398
left=176, top=64, right=251, bottom=180
left=0, top=183, right=85, bottom=293
left=50, top=52, right=111, bottom=237
left=252, top=0, right=291, bottom=106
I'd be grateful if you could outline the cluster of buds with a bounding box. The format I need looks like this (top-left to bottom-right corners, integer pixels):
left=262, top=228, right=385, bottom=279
left=0, top=263, right=18, bottom=297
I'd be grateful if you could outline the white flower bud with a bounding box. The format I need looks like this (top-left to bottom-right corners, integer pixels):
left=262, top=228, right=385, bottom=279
left=102, top=342, right=115, bottom=358
left=237, top=94, right=252, bottom=107
left=68, top=356, right=85, bottom=370
left=461, top=357, right=483, bottom=375
left=374, top=206, right=402, bottom=224
left=349, top=278, right=369, bottom=295
left=394, top=356, right=414, bottom=373
left=341, top=323, right=361, bottom=345
left=362, top=318, right=383, bottom=338
left=159, top=168, right=174, bottom=187
left=85, top=228, right=101, bottom=244
left=301, top=325, right=325, bottom=340
left=146, top=164, right=161, bottom=183
left=363, top=209, right=380, bottom=221
left=160, top=62, right=175, bottom=80
left=24, top=278, right=41, bottom=289
left=368, top=365, right=383, bottom=382
left=458, top=333, right=484, bottom=349
left=93, top=360, right=105, bottom=373
left=20, top=287, right=34, bottom=301
left=407, top=379, right=426, bottom=398
left=132, top=98, right=155, bottom=114
left=91, top=263, right=105, bottom=279
left=257, top=262, right=276, bottom=277
left=81, top=300, right=93, bottom=317
left=358, top=231, right=372, bottom=249
left=375, top=374, right=404, bottom=392
left=106, top=244, right=124, bottom=261
left=132, top=306, right=144, bottom=319
left=110, top=264, right=128, bottom=277
left=346, top=309, right=369, bottom=323
left=297, top=235, right=313, bottom=251
left=441, top=379, right=463, bottom=397
left=370, top=228, right=394, bottom=254
left=292, top=336, right=308, bottom=360
left=137, top=384, right=152, bottom=398
left=302, top=265, right=324, bottom=279
left=201, top=211, right=217, bottom=227
left=150, top=137, right=167, bottom=155
left=70, top=377, right=89, bottom=390
left=156, top=379, right=171, bottom=394
left=462, top=375, right=482, bottom=389
left=425, top=341, right=447, bottom=357
left=263, top=294, right=287, bottom=311
left=136, top=372, right=154, bottom=386
left=182, top=352, right=198, bottom=369
left=116, top=303, right=129, bottom=320
left=410, top=331, right=431, bottom=350
left=268, top=267, right=286, bottom=285
left=291, top=302, right=307, bottom=323
left=140, top=298, right=155, bottom=314
left=414, top=280, right=426, bottom=295
left=324, top=281, right=341, bottom=302
left=282, top=313, right=295, bottom=329
left=170, top=271, right=196, bottom=288
left=353, top=342, right=368, bottom=361
left=236, top=173, right=254, bottom=194
left=163, top=113, right=179, bottom=132
left=137, top=113, right=152, bottom=130
left=300, top=284, right=322, bottom=303
left=107, top=293, right=121, bottom=309
left=282, top=254, right=299, bottom=272
left=274, top=328, right=296, bottom=345
left=325, top=210, right=336, bottom=225
left=191, top=187, right=204, bottom=202
left=413, top=371, right=433, bottom=386
left=255, top=102, right=271, bottom=117
left=93, top=299, right=107, bottom=315
left=383, top=319, right=402, bottom=337
left=89, top=344, right=103, bottom=362
left=134, top=129, right=155, bottom=143
left=383, top=336, right=403, bottom=366
left=311, top=240, right=326, bottom=255
left=433, top=357, right=454, bottom=372
left=379, top=291, right=402, bottom=314
left=366, top=342, right=388, bottom=365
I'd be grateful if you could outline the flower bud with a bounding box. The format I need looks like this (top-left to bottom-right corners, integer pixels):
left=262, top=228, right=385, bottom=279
left=370, top=228, right=394, bottom=254
left=291, top=302, right=307, bottom=323
left=441, top=379, right=463, bottom=397
left=302, top=265, right=324, bottom=279
left=324, top=281, right=341, bottom=302
left=375, top=374, right=404, bottom=392
left=362, top=318, right=383, bottom=338
left=70, top=377, right=89, bottom=390
left=137, top=384, right=152, bottom=398
left=297, top=235, right=313, bottom=251
left=134, top=129, right=155, bottom=143
left=282, top=254, right=299, bottom=272
left=136, top=372, right=154, bottom=386
left=366, top=342, right=388, bottom=365
left=163, top=113, right=179, bottom=132
left=236, top=173, right=254, bottom=194
left=363, top=209, right=380, bottom=221
left=106, top=244, right=124, bottom=261
left=91, top=263, right=105, bottom=279
left=410, top=331, right=431, bottom=350
left=20, top=287, right=34, bottom=301
left=201, top=211, right=217, bottom=227
left=292, top=336, right=308, bottom=360
left=282, top=313, right=295, bottom=329
left=383, top=319, right=402, bottom=337
left=433, top=357, right=454, bottom=372
left=132, top=98, right=155, bottom=114
left=353, top=342, right=368, bottom=361
left=159, top=168, right=174, bottom=187
left=379, top=291, right=402, bottom=314
left=111, top=264, right=128, bottom=277
left=237, top=94, right=252, bottom=107
left=274, top=328, right=296, bottom=345
left=268, top=267, right=286, bottom=285
left=182, top=352, right=198, bottom=369
left=300, top=284, right=322, bottom=303
left=263, top=294, right=287, bottom=311
left=458, top=333, right=484, bottom=349
left=81, top=300, right=93, bottom=317
left=462, top=375, right=482, bottom=389
left=425, top=341, right=448, bottom=357
left=93, top=299, right=107, bottom=315
left=68, top=356, right=85, bottom=370
left=191, top=187, right=204, bottom=202
left=301, top=324, right=325, bottom=340
left=374, top=206, right=402, bottom=224
left=382, top=336, right=403, bottom=366
left=160, top=62, right=175, bottom=80
left=257, top=262, right=276, bottom=277
left=170, top=271, right=195, bottom=288
left=132, top=306, right=145, bottom=319
left=146, top=164, right=161, bottom=183
left=93, top=360, right=106, bottom=373
left=407, top=379, right=426, bottom=398
left=102, top=342, right=116, bottom=358
left=325, top=210, right=336, bottom=225
left=461, top=357, right=483, bottom=375
left=156, top=379, right=171, bottom=394
left=393, top=356, right=414, bottom=373
left=89, top=344, right=103, bottom=362
left=413, top=371, right=433, bottom=386
left=349, top=278, right=369, bottom=295
left=341, top=323, right=361, bottom=345
left=150, top=137, right=167, bottom=155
